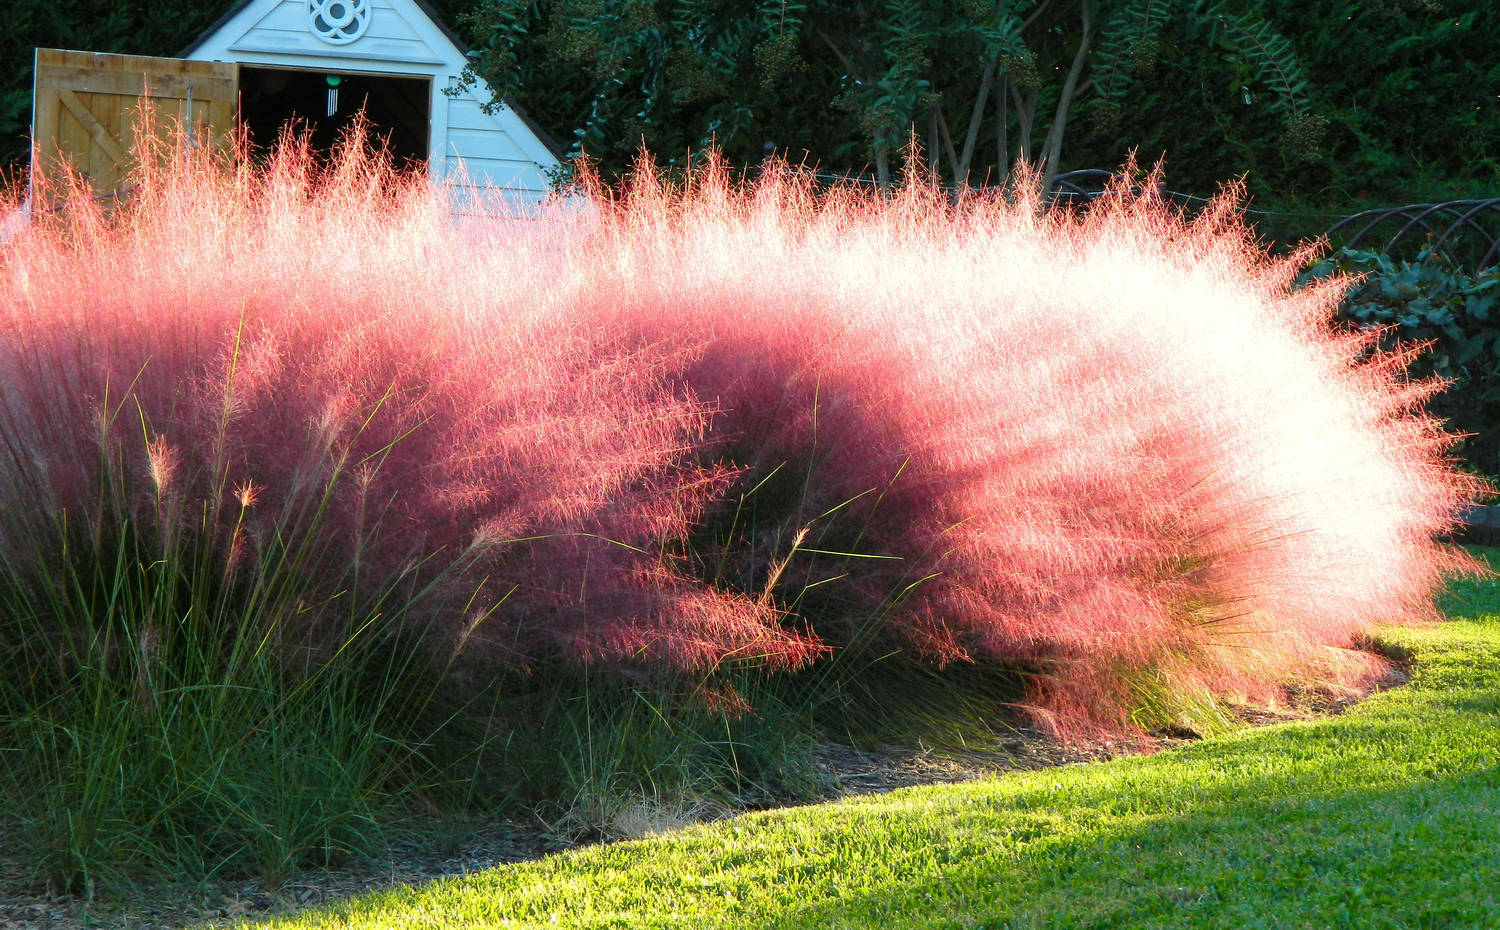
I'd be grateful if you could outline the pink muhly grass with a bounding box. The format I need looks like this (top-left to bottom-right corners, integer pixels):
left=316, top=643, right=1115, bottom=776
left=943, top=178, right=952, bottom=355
left=0, top=126, right=1477, bottom=741
left=564, top=153, right=1478, bottom=739
left=0, top=127, right=821, bottom=685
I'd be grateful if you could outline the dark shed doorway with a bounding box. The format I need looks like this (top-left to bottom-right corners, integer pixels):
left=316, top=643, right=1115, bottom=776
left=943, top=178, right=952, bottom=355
left=238, top=66, right=430, bottom=166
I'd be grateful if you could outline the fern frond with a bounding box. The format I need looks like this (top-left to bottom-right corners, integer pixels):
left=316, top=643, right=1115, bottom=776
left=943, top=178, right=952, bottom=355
left=976, top=8, right=1031, bottom=61
left=758, top=0, right=808, bottom=37
left=1197, top=1, right=1311, bottom=117
left=1091, top=0, right=1171, bottom=105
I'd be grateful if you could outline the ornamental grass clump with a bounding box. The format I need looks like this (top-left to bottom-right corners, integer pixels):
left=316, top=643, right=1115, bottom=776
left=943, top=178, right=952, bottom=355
left=0, top=128, right=773, bottom=890
left=565, top=153, right=1477, bottom=738
left=0, top=125, right=1476, bottom=889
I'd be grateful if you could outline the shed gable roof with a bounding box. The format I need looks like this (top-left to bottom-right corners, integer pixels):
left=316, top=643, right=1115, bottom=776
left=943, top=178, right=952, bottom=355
left=182, top=0, right=465, bottom=62
left=183, top=0, right=452, bottom=66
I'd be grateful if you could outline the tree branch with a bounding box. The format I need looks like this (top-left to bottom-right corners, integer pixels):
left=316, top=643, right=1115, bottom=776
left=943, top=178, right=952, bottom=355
left=1021, top=0, right=1058, bottom=31
left=1011, top=83, right=1037, bottom=164
left=817, top=28, right=862, bottom=79
left=996, top=74, right=1009, bottom=171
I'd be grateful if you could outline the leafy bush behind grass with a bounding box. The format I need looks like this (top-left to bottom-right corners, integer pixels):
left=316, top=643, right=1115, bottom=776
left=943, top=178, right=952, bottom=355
left=1303, top=248, right=1500, bottom=480
left=0, top=130, right=1476, bottom=890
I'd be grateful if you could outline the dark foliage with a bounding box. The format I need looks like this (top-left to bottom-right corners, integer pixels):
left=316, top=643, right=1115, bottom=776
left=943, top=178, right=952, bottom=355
left=1304, top=248, right=1500, bottom=480
left=1068, top=0, right=1500, bottom=243
left=6, top=0, right=1497, bottom=220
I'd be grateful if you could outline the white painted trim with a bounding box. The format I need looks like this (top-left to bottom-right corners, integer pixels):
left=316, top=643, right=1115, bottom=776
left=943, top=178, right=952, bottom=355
left=226, top=43, right=446, bottom=66
left=27, top=49, right=38, bottom=209
left=227, top=56, right=438, bottom=77
left=428, top=74, right=451, bottom=174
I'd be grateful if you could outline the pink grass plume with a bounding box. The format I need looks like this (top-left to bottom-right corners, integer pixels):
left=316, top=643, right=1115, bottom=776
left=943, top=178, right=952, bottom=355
left=0, top=126, right=1479, bottom=741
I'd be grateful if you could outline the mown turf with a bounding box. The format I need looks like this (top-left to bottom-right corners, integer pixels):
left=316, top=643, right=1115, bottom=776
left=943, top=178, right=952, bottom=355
left=237, top=552, right=1500, bottom=930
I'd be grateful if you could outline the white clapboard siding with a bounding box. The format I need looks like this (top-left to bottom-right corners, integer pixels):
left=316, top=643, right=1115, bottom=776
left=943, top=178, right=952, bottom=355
left=447, top=100, right=534, bottom=162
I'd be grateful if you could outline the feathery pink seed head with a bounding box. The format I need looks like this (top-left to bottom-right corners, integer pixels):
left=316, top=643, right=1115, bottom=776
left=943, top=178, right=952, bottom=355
left=234, top=479, right=259, bottom=509
left=146, top=437, right=177, bottom=496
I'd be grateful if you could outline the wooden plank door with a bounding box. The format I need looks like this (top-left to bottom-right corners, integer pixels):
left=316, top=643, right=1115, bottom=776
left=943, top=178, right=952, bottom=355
left=31, top=48, right=237, bottom=202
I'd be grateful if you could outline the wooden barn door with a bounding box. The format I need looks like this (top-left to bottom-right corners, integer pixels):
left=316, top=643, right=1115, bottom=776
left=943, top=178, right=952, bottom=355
left=31, top=48, right=237, bottom=202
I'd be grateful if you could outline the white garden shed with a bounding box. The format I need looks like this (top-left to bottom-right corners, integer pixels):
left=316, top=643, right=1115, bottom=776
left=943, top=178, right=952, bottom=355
left=30, top=0, right=562, bottom=210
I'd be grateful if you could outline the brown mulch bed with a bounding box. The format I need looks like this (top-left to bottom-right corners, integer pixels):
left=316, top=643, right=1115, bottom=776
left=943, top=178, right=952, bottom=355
left=0, top=660, right=1412, bottom=930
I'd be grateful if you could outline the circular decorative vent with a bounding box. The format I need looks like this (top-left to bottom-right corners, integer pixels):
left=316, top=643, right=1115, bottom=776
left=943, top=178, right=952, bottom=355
left=307, top=0, right=372, bottom=45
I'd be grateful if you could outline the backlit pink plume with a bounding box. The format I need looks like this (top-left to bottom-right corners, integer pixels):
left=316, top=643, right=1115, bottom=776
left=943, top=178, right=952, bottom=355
left=569, top=153, right=1478, bottom=738
left=0, top=126, right=822, bottom=675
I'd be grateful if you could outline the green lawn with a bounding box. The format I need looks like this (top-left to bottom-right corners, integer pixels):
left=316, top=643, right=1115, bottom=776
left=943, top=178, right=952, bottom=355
left=240, top=556, right=1500, bottom=930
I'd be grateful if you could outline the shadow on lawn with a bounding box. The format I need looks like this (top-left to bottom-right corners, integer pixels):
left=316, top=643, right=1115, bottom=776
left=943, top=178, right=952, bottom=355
left=752, top=767, right=1500, bottom=930
left=176, top=567, right=1500, bottom=928
left=15, top=614, right=1493, bottom=930
left=207, top=647, right=1500, bottom=930
left=747, top=704, right=1500, bottom=930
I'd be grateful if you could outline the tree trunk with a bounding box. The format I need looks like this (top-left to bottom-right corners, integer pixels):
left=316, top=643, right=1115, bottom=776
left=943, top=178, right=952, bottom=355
left=934, top=106, right=961, bottom=183
left=929, top=105, right=941, bottom=183
left=1036, top=3, right=1094, bottom=187
left=996, top=75, right=1009, bottom=175
left=957, top=54, right=999, bottom=187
